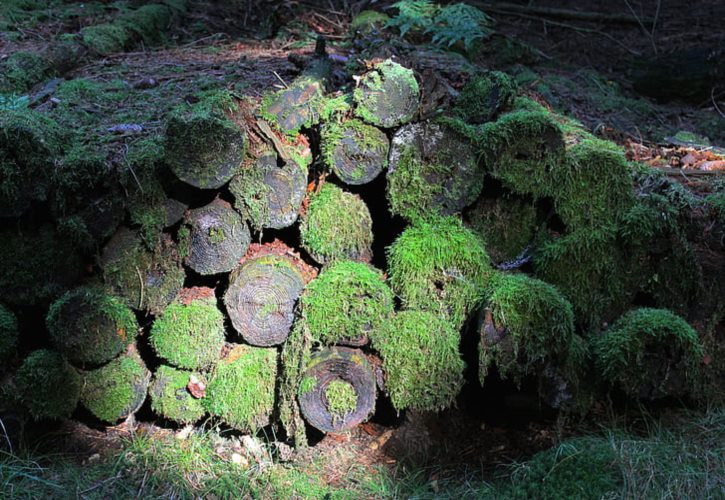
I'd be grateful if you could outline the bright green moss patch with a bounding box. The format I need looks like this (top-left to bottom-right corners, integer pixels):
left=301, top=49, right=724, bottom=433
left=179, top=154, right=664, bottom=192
left=480, top=273, right=575, bottom=386
left=0, top=304, right=18, bottom=366
left=299, top=183, right=373, bottom=264
left=354, top=59, right=419, bottom=128
left=324, top=380, right=357, bottom=423
left=150, top=289, right=225, bottom=370
left=371, top=310, right=464, bottom=412
left=454, top=72, right=516, bottom=124
left=81, top=351, right=151, bottom=423
left=594, top=308, right=704, bottom=400
left=15, top=350, right=81, bottom=420
left=300, top=261, right=394, bottom=345
left=150, top=365, right=205, bottom=424
left=349, top=10, right=390, bottom=34
left=204, top=345, right=277, bottom=432
left=47, top=286, right=139, bottom=366
left=387, top=215, right=492, bottom=328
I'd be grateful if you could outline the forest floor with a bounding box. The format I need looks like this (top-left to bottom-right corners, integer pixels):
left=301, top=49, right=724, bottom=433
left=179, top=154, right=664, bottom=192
left=1, top=0, right=723, bottom=498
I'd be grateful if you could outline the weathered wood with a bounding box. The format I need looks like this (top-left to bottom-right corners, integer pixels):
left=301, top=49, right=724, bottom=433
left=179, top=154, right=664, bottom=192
left=354, top=59, right=420, bottom=128
left=320, top=119, right=389, bottom=185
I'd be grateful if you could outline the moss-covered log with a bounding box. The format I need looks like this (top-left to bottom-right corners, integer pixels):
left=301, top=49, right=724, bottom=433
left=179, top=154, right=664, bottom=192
left=149, top=365, right=206, bottom=424
left=298, top=347, right=376, bottom=433
left=150, top=287, right=226, bottom=370
left=165, top=91, right=247, bottom=190
left=15, top=350, right=81, bottom=420
left=0, top=42, right=84, bottom=95
left=80, top=348, right=151, bottom=423
left=387, top=121, right=483, bottom=220
left=320, top=119, right=389, bottom=185
left=299, top=183, right=373, bottom=265
left=46, top=286, right=139, bottom=367
left=203, top=344, right=277, bottom=432
left=101, top=227, right=185, bottom=314
left=224, top=242, right=313, bottom=346
left=354, top=59, right=420, bottom=128
left=0, top=305, right=18, bottom=368
left=179, top=198, right=250, bottom=275
left=453, top=72, right=516, bottom=124
left=229, top=150, right=308, bottom=230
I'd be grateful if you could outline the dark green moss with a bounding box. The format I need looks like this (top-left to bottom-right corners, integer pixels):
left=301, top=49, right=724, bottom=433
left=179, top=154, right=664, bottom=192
left=0, top=51, right=51, bottom=94
left=47, top=286, right=139, bottom=366
left=149, top=365, right=205, bottom=424
left=150, top=288, right=225, bottom=370
left=0, top=304, right=18, bottom=366
left=15, top=350, right=81, bottom=420
left=387, top=215, right=492, bottom=328
left=454, top=72, right=516, bottom=124
left=354, top=60, right=419, bottom=128
left=371, top=310, right=464, bottom=412
left=80, top=350, right=151, bottom=423
left=300, top=261, right=394, bottom=345
left=594, top=308, right=704, bottom=400
left=203, top=345, right=277, bottom=432
left=299, top=183, right=373, bottom=265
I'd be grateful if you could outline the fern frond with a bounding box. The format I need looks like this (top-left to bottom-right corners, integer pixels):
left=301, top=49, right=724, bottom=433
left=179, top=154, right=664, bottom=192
left=428, top=3, right=494, bottom=50
left=387, top=0, right=438, bottom=37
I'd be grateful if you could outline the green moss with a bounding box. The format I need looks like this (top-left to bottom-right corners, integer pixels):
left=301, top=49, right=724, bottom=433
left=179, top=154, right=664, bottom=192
left=454, top=72, right=516, bottom=123
left=320, top=118, right=388, bottom=185
left=81, top=351, right=151, bottom=423
left=706, top=191, right=725, bottom=224
left=0, top=304, right=18, bottom=366
left=371, top=310, right=464, bottom=412
left=387, top=215, right=492, bottom=328
left=594, top=308, right=704, bottom=400
left=324, top=380, right=357, bottom=423
left=47, top=286, right=139, bottom=366
left=150, top=292, right=225, bottom=370
left=353, top=60, right=419, bottom=128
left=149, top=365, right=205, bottom=424
left=82, top=23, right=133, bottom=55
left=279, top=322, right=314, bottom=446
left=0, top=51, right=51, bottom=94
left=299, top=183, right=373, bottom=264
left=204, top=345, right=277, bottom=432
left=480, top=273, right=575, bottom=386
left=15, top=350, right=81, bottom=420
left=349, top=10, right=390, bottom=34
left=299, top=375, right=317, bottom=395
left=300, top=261, right=394, bottom=345
left=260, top=74, right=327, bottom=137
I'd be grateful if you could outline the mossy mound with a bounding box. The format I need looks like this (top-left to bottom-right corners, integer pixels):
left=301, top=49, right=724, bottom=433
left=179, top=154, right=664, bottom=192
left=81, top=350, right=151, bottom=423
left=349, top=10, right=390, bottom=35
left=165, top=91, right=247, bottom=189
left=300, top=260, right=394, bottom=346
left=101, top=228, right=185, bottom=315
left=47, top=286, right=139, bottom=366
left=371, top=310, right=464, bottom=412
left=354, top=60, right=419, bottom=128
left=454, top=72, right=516, bottom=124
left=0, top=225, right=83, bottom=306
left=594, top=308, right=704, bottom=400
left=0, top=51, right=51, bottom=95
left=204, top=344, right=277, bottom=432
left=387, top=121, right=484, bottom=220
left=229, top=150, right=308, bottom=230
left=299, top=183, right=373, bottom=265
left=150, top=288, right=225, bottom=370
left=320, top=119, right=389, bottom=185
left=149, top=365, right=206, bottom=424
left=479, top=273, right=575, bottom=386
left=0, top=108, right=62, bottom=217
left=0, top=304, right=19, bottom=366
left=387, top=215, right=492, bottom=328
left=179, top=198, right=251, bottom=275
left=466, top=194, right=538, bottom=263
left=15, top=350, right=81, bottom=420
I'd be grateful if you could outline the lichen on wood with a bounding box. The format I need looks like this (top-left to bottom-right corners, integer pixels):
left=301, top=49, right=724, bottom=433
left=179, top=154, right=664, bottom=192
left=320, top=118, right=389, bottom=185
left=354, top=59, right=420, bottom=128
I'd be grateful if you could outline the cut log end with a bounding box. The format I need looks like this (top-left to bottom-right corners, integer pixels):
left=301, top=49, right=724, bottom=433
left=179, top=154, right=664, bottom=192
left=354, top=60, right=420, bottom=128
left=321, top=119, right=389, bottom=185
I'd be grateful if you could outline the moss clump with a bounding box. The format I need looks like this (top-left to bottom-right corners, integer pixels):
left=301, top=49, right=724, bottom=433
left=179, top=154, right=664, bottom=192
left=387, top=215, right=492, bottom=328
left=349, top=10, right=390, bottom=35
left=82, top=23, right=134, bottom=56
left=354, top=60, right=420, bottom=128
left=0, top=51, right=51, bottom=94
left=204, top=345, right=277, bottom=432
left=594, top=308, right=704, bottom=400
left=165, top=91, right=246, bottom=189
left=15, top=350, right=81, bottom=420
left=324, top=380, right=357, bottom=423
left=320, top=119, right=389, bottom=185
left=371, top=311, right=464, bottom=412
left=387, top=121, right=484, bottom=220
left=150, top=289, right=225, bottom=370
left=479, top=273, right=575, bottom=386
left=47, top=286, right=139, bottom=366
left=0, top=304, right=18, bottom=366
left=300, top=261, right=394, bottom=345
left=81, top=351, right=151, bottom=423
left=299, top=183, right=373, bottom=265
left=466, top=194, right=538, bottom=263
left=454, top=72, right=516, bottom=124
left=149, top=365, right=205, bottom=424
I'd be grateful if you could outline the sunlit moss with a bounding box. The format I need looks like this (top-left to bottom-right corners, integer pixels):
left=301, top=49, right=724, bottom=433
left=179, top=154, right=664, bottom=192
left=353, top=59, right=419, bottom=128
left=324, top=380, right=357, bottom=423
left=149, top=365, right=205, bottom=424
left=15, top=350, right=81, bottom=420
left=320, top=119, right=388, bottom=185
